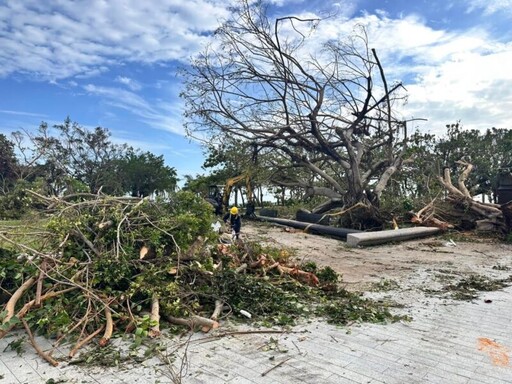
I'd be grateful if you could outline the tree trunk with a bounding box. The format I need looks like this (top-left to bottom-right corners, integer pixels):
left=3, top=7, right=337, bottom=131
left=438, top=162, right=510, bottom=233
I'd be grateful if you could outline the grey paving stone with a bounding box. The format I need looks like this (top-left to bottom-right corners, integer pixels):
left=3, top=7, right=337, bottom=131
left=323, top=373, right=360, bottom=384
left=2, top=284, right=512, bottom=384
left=422, top=371, right=470, bottom=384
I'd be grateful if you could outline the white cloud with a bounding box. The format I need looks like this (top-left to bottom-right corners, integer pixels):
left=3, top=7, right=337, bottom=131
left=0, top=109, right=47, bottom=117
left=466, top=0, right=512, bottom=16
left=115, top=76, right=142, bottom=91
left=2, top=0, right=511, bottom=141
left=300, top=11, right=512, bottom=133
left=0, top=0, right=233, bottom=81
left=83, top=84, right=185, bottom=135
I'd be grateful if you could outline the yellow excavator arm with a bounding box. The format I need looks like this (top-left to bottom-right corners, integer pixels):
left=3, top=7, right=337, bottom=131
left=207, top=172, right=255, bottom=216
left=222, top=173, right=252, bottom=210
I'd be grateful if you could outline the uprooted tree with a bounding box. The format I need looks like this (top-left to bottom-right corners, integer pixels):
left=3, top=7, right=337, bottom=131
left=438, top=161, right=512, bottom=233
left=181, top=0, right=411, bottom=228
left=406, top=159, right=512, bottom=233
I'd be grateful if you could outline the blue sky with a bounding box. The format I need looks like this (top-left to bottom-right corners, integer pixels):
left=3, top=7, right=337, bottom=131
left=1, top=0, right=512, bottom=181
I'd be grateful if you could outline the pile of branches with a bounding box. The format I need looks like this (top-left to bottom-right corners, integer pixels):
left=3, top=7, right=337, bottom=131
left=0, top=191, right=404, bottom=366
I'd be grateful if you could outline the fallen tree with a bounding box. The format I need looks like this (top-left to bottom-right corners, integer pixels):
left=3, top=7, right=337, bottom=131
left=182, top=1, right=415, bottom=229
left=437, top=161, right=511, bottom=233
left=0, top=190, right=407, bottom=366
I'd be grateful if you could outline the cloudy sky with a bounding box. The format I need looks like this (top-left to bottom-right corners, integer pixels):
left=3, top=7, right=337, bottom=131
left=1, top=0, right=511, bottom=180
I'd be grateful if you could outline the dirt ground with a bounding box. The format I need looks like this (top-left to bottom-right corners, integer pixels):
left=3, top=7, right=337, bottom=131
left=242, top=221, right=512, bottom=296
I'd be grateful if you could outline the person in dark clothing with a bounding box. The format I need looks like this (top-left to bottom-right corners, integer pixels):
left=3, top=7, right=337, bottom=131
left=223, top=206, right=241, bottom=239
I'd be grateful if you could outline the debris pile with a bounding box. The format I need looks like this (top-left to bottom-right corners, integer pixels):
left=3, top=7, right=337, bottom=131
left=0, top=191, right=405, bottom=366
left=410, top=161, right=512, bottom=234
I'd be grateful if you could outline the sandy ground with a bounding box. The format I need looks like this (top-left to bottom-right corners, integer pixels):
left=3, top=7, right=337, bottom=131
left=242, top=221, right=512, bottom=296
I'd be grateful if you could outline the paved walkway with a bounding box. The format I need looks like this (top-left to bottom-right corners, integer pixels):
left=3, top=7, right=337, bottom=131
left=1, top=286, right=512, bottom=383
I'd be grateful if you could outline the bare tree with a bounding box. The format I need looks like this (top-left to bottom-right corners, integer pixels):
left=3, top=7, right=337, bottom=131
left=182, top=1, right=409, bottom=225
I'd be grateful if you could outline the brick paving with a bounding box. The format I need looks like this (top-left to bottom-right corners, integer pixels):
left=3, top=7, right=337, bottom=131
left=1, top=283, right=512, bottom=384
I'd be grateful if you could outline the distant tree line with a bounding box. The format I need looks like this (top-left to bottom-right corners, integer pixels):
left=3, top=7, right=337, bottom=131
left=183, top=122, right=512, bottom=213
left=0, top=117, right=177, bottom=218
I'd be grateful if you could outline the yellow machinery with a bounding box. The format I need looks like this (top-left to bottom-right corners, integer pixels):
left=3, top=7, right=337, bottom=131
left=207, top=173, right=255, bottom=216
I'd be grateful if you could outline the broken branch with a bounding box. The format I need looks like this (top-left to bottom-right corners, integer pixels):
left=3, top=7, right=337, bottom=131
left=211, top=300, right=224, bottom=322
left=2, top=276, right=36, bottom=325
left=22, top=318, right=59, bottom=367
left=69, top=325, right=105, bottom=358
left=167, top=315, right=219, bottom=333
left=99, top=304, right=113, bottom=347
left=149, top=295, right=161, bottom=338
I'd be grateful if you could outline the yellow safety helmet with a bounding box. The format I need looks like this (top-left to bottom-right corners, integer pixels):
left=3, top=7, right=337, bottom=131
left=230, top=206, right=238, bottom=215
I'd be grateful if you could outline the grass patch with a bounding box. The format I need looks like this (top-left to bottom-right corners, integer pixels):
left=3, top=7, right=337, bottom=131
left=0, top=218, right=49, bottom=251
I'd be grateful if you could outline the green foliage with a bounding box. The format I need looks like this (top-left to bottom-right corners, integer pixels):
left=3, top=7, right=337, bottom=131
left=0, top=133, right=18, bottom=184
left=131, top=314, right=158, bottom=349
left=0, top=190, right=217, bottom=341
left=3, top=336, right=25, bottom=356
left=299, top=262, right=339, bottom=285
left=70, top=344, right=125, bottom=367
left=0, top=191, right=409, bottom=365
left=117, top=151, right=178, bottom=197
left=444, top=274, right=512, bottom=301
left=318, top=291, right=409, bottom=324
left=0, top=248, right=37, bottom=298
left=0, top=180, right=33, bottom=219
left=0, top=312, right=21, bottom=332
left=6, top=118, right=178, bottom=199
left=23, top=118, right=129, bottom=194
left=211, top=270, right=308, bottom=325
left=369, top=279, right=400, bottom=292
left=316, top=266, right=340, bottom=285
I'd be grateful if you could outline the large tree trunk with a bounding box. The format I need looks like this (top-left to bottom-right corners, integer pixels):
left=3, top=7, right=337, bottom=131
left=438, top=162, right=510, bottom=233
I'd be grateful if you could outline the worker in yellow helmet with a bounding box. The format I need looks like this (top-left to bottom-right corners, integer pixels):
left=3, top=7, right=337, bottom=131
left=223, top=206, right=241, bottom=239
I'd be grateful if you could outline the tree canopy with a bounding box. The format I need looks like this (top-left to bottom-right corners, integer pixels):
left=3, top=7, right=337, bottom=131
left=0, top=134, right=18, bottom=190
left=0, top=118, right=178, bottom=218
left=181, top=1, right=409, bottom=224
left=118, top=151, right=177, bottom=197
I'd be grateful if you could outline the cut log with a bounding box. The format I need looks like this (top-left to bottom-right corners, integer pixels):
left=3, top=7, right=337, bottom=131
left=255, top=216, right=361, bottom=240
left=139, top=245, right=155, bottom=260
left=346, top=227, right=441, bottom=247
